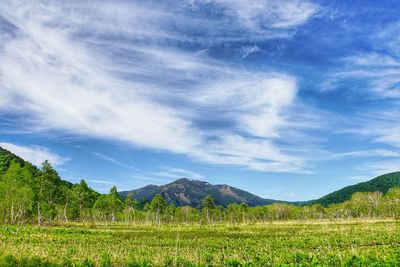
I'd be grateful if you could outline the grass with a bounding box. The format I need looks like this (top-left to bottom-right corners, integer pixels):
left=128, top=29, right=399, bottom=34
left=0, top=219, right=399, bottom=266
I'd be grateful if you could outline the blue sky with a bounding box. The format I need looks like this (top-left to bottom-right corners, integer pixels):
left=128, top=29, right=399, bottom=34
left=0, top=0, right=400, bottom=201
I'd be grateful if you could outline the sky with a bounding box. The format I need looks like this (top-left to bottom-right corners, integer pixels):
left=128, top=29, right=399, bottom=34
left=0, top=0, right=400, bottom=201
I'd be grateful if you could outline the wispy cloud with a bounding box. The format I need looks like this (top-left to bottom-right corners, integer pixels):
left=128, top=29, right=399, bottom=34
left=0, top=142, right=68, bottom=167
left=366, top=113, right=400, bottom=149
left=196, top=0, right=319, bottom=30
left=149, top=166, right=203, bottom=180
left=339, top=110, right=400, bottom=151
left=331, top=149, right=400, bottom=159
left=326, top=22, right=400, bottom=98
left=92, top=152, right=137, bottom=170
left=128, top=166, right=204, bottom=183
left=345, top=53, right=400, bottom=67
left=0, top=0, right=320, bottom=173
left=88, top=179, right=116, bottom=185
left=318, top=19, right=400, bottom=161
left=356, top=160, right=400, bottom=177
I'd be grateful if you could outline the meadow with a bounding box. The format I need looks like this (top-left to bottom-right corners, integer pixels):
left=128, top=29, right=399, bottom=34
left=0, top=219, right=399, bottom=266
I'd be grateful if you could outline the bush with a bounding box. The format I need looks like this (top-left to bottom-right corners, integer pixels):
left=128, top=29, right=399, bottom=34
left=0, top=255, right=17, bottom=267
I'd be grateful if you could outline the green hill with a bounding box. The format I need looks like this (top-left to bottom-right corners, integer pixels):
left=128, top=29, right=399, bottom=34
left=314, top=172, right=400, bottom=206
left=0, top=146, right=34, bottom=175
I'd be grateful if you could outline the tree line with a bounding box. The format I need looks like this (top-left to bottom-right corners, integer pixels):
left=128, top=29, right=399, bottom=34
left=1, top=160, right=400, bottom=225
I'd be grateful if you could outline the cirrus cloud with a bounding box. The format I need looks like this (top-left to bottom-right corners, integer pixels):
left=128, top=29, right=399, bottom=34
left=0, top=0, right=320, bottom=173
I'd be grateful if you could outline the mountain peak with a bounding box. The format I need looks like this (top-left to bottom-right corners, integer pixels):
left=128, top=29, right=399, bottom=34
left=120, top=178, right=274, bottom=207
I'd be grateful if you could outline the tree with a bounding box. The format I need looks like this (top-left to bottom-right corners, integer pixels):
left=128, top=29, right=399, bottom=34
left=0, top=161, right=22, bottom=223
left=384, top=187, right=400, bottom=218
left=35, top=161, right=62, bottom=225
left=125, top=193, right=138, bottom=223
left=94, top=195, right=111, bottom=222
left=72, top=180, right=97, bottom=221
left=59, top=184, right=72, bottom=223
left=0, top=161, right=33, bottom=224
left=201, top=195, right=215, bottom=224
left=227, top=203, right=239, bottom=224
left=349, top=192, right=383, bottom=218
left=108, top=186, right=123, bottom=223
left=239, top=203, right=248, bottom=223
left=166, top=204, right=176, bottom=223
left=175, top=206, right=199, bottom=224
left=150, top=194, right=167, bottom=225
left=269, top=203, right=291, bottom=220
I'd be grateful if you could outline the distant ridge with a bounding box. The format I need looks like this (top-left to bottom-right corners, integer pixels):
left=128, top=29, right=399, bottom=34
left=312, top=172, right=400, bottom=206
left=120, top=178, right=277, bottom=207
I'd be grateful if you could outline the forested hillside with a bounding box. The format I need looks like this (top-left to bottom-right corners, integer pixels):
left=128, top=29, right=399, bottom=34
left=0, top=147, right=98, bottom=224
left=0, top=147, right=27, bottom=175
left=314, top=172, right=400, bottom=206
left=1, top=146, right=400, bottom=226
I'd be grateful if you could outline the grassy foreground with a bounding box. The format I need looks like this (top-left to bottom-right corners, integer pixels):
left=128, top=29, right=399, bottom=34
left=0, top=220, right=399, bottom=266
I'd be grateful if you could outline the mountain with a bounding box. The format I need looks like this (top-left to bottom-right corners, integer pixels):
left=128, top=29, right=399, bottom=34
left=120, top=178, right=276, bottom=207
left=313, top=172, right=400, bottom=206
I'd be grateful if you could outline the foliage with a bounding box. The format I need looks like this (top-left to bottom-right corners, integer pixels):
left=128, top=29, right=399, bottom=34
left=150, top=194, right=167, bottom=225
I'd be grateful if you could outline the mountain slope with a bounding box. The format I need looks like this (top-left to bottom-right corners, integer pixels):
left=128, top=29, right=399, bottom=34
left=0, top=146, right=31, bottom=176
left=120, top=178, right=276, bottom=207
left=313, top=172, right=400, bottom=206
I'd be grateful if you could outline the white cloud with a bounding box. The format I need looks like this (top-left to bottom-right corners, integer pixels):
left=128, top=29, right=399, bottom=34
left=87, top=179, right=116, bottom=185
left=0, top=142, right=68, bottom=167
left=193, top=134, right=308, bottom=173
left=376, top=22, right=400, bottom=57
left=327, top=23, right=400, bottom=98
left=129, top=175, right=169, bottom=184
left=240, top=45, right=261, bottom=59
left=349, top=111, right=400, bottom=150
left=323, top=22, right=400, bottom=155
left=331, top=66, right=400, bottom=98
left=194, top=0, right=319, bottom=31
left=92, top=152, right=137, bottom=170
left=150, top=166, right=203, bottom=180
left=191, top=74, right=298, bottom=138
left=345, top=53, right=400, bottom=67
left=332, top=110, right=400, bottom=165
left=0, top=1, right=320, bottom=173
left=356, top=160, right=400, bottom=177
left=331, top=149, right=400, bottom=159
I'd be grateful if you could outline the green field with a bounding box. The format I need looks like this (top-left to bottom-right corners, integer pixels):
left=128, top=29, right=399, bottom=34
left=1, top=220, right=399, bottom=266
